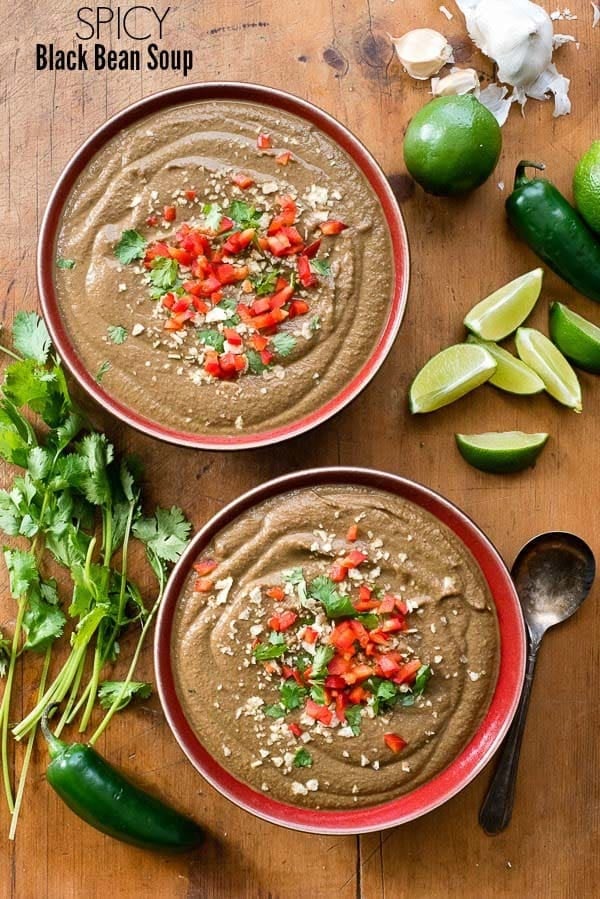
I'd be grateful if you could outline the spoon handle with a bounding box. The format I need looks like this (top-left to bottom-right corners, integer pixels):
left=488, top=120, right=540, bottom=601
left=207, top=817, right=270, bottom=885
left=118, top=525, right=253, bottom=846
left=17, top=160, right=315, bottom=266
left=479, top=645, right=538, bottom=834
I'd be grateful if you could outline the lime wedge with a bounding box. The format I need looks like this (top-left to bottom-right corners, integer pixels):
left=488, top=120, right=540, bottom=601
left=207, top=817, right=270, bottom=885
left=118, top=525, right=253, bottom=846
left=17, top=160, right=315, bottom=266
left=464, top=269, right=543, bottom=341
left=409, top=344, right=497, bottom=413
left=515, top=327, right=582, bottom=412
left=456, top=431, right=549, bottom=473
left=465, top=335, right=544, bottom=394
left=549, top=302, right=600, bottom=374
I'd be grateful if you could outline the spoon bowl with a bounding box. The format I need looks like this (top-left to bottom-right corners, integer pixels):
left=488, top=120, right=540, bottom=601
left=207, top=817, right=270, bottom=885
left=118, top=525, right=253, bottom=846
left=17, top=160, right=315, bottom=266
left=512, top=531, right=596, bottom=643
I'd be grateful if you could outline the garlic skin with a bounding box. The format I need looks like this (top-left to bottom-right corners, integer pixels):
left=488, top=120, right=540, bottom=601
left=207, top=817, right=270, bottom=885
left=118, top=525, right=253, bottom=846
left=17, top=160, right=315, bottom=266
left=392, top=28, right=454, bottom=80
left=456, top=0, right=572, bottom=117
left=431, top=67, right=480, bottom=97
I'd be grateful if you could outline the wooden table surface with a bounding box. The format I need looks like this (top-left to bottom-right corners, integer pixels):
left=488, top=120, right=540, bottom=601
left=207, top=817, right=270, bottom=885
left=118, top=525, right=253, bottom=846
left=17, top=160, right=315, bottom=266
left=1, top=1, right=599, bottom=896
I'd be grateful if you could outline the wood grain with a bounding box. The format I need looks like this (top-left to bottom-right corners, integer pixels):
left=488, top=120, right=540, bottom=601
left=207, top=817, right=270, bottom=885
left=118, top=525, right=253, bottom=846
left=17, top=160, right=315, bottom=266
left=1, top=1, right=599, bottom=896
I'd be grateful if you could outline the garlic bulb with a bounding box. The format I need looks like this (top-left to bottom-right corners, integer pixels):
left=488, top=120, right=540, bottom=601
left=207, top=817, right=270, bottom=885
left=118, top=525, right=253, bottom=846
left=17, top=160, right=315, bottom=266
left=392, top=28, right=454, bottom=80
left=456, top=0, right=572, bottom=117
left=431, top=67, right=480, bottom=97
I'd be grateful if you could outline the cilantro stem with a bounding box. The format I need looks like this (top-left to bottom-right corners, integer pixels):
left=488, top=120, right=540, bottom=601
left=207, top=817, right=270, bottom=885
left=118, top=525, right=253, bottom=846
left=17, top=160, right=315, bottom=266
left=8, top=646, right=51, bottom=840
left=79, top=638, right=103, bottom=732
left=89, top=558, right=165, bottom=746
left=0, top=598, right=26, bottom=812
left=0, top=344, right=23, bottom=362
left=54, top=651, right=86, bottom=738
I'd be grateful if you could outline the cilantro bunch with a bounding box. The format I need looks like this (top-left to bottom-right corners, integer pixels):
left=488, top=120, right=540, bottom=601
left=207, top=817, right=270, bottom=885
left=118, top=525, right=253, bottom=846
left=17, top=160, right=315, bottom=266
left=0, top=314, right=191, bottom=838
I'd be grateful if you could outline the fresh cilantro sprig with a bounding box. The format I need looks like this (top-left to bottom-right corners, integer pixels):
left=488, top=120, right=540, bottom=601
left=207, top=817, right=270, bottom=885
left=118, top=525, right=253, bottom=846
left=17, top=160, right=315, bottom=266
left=0, top=313, right=192, bottom=834
left=308, top=576, right=355, bottom=619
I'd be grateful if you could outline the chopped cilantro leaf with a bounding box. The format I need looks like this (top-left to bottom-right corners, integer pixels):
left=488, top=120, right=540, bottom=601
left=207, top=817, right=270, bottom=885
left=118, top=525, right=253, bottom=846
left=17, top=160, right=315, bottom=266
left=12, top=312, right=52, bottom=364
left=202, top=203, right=223, bottom=231
left=95, top=361, right=111, bottom=383
left=253, top=641, right=287, bottom=661
left=310, top=315, right=321, bottom=332
left=366, top=677, right=398, bottom=715
left=280, top=681, right=307, bottom=710
left=114, top=229, right=146, bottom=264
left=251, top=270, right=280, bottom=295
left=264, top=703, right=286, bottom=718
left=149, top=257, right=178, bottom=291
left=271, top=332, right=297, bottom=357
left=282, top=568, right=308, bottom=606
left=309, top=684, right=327, bottom=704
left=310, top=258, right=331, bottom=277
left=197, top=330, right=225, bottom=353
left=344, top=704, right=362, bottom=736
left=308, top=576, right=355, bottom=619
left=293, top=650, right=312, bottom=673
left=293, top=748, right=313, bottom=768
left=246, top=349, right=270, bottom=375
left=56, top=257, right=76, bottom=270
left=310, top=644, right=334, bottom=681
left=413, top=664, right=432, bottom=696
left=107, top=325, right=128, bottom=345
left=356, top=613, right=379, bottom=630
left=228, top=200, right=262, bottom=229
left=98, top=681, right=152, bottom=711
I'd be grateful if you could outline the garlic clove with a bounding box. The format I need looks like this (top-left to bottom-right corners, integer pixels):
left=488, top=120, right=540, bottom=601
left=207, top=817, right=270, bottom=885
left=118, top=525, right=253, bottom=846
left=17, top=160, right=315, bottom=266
left=431, top=67, right=480, bottom=97
left=392, top=28, right=454, bottom=80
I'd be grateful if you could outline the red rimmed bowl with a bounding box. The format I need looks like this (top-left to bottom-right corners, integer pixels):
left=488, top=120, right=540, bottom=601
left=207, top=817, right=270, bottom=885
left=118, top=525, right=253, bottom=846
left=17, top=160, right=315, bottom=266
left=37, top=82, right=409, bottom=450
left=155, top=467, right=526, bottom=834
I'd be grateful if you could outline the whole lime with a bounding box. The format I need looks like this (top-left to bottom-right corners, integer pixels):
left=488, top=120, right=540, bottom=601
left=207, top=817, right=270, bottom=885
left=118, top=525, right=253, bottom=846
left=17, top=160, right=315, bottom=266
left=573, top=141, right=600, bottom=233
left=403, top=95, right=502, bottom=196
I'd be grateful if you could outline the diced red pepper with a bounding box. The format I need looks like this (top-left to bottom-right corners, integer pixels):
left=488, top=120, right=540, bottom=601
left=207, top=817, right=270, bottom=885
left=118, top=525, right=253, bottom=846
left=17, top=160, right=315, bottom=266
left=289, top=722, right=303, bottom=738
left=268, top=610, right=298, bottom=632
left=260, top=348, right=274, bottom=365
left=163, top=205, right=177, bottom=222
left=328, top=655, right=353, bottom=676
left=146, top=214, right=159, bottom=227
left=215, top=263, right=249, bottom=285
left=218, top=216, right=235, bottom=233
left=194, top=577, right=214, bottom=593
left=185, top=189, right=197, bottom=201
left=297, top=255, right=318, bottom=288
left=172, top=296, right=192, bottom=313
left=303, top=626, right=318, bottom=644
left=168, top=246, right=193, bottom=266
left=348, top=685, right=368, bottom=704
left=325, top=675, right=347, bottom=690
left=222, top=327, right=241, bottom=347
left=368, top=629, right=389, bottom=646
left=329, top=622, right=356, bottom=652
left=384, top=733, right=407, bottom=754
left=303, top=239, right=322, bottom=259
left=257, top=132, right=272, bottom=150
left=344, top=663, right=373, bottom=685
left=330, top=562, right=348, bottom=583
left=162, top=292, right=176, bottom=310
left=396, top=598, right=409, bottom=615
left=320, top=220, right=348, bottom=235
left=144, top=242, right=171, bottom=265
left=251, top=308, right=289, bottom=330
left=381, top=616, right=407, bottom=634
left=340, top=550, right=367, bottom=569
left=393, top=660, right=422, bottom=685
left=305, top=699, right=332, bottom=725
left=223, top=229, right=255, bottom=255
left=346, top=524, right=358, bottom=542
left=164, top=318, right=183, bottom=331
left=267, top=233, right=292, bottom=256
left=204, top=352, right=221, bottom=378
left=192, top=298, right=208, bottom=315
left=288, top=299, right=310, bottom=319
left=349, top=619, right=370, bottom=648
left=377, top=655, right=400, bottom=678
left=199, top=275, right=223, bottom=296
left=378, top=595, right=396, bottom=615
left=231, top=172, right=255, bottom=190
left=193, top=558, right=218, bottom=577
left=335, top=693, right=348, bottom=723
left=266, top=586, right=285, bottom=601
left=276, top=151, right=292, bottom=165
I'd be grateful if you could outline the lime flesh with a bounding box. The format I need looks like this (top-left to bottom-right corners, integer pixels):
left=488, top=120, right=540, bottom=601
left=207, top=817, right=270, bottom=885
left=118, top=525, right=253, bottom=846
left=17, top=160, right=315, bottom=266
left=456, top=431, right=549, bottom=473
left=466, top=335, right=544, bottom=394
left=464, top=269, right=543, bottom=341
left=409, top=344, right=497, bottom=414
left=549, top=302, right=600, bottom=374
left=515, top=327, right=582, bottom=412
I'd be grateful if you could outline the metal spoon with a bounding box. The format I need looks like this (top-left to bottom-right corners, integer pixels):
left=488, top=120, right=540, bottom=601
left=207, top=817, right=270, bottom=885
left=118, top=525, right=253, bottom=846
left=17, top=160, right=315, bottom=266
left=479, top=531, right=595, bottom=835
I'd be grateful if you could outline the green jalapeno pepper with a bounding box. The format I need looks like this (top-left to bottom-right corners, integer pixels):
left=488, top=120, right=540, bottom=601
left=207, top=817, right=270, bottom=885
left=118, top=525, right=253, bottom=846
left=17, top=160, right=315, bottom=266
left=506, top=161, right=600, bottom=303
left=41, top=709, right=203, bottom=851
